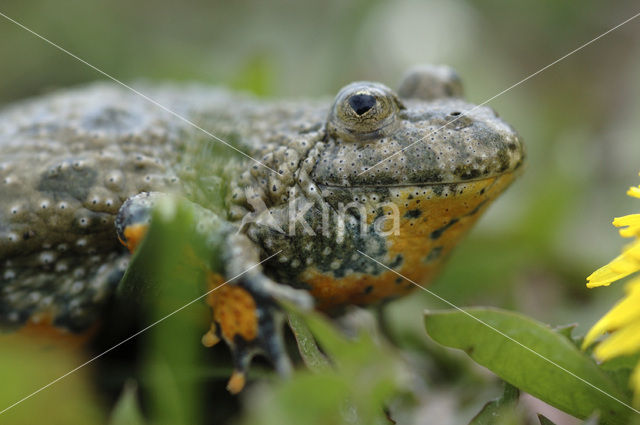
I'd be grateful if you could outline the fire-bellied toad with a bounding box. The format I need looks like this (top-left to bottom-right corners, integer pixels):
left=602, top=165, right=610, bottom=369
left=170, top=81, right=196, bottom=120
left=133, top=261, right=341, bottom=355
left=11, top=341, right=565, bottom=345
left=0, top=65, right=524, bottom=392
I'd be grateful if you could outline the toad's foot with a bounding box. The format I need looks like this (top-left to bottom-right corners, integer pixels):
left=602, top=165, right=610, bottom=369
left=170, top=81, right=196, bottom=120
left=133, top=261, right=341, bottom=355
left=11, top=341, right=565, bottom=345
left=202, top=273, right=290, bottom=393
left=116, top=192, right=313, bottom=393
left=202, top=233, right=312, bottom=393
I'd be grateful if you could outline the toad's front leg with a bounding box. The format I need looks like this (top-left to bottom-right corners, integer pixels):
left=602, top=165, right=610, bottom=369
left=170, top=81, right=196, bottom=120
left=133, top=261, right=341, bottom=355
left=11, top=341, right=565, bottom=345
left=116, top=192, right=312, bottom=393
left=200, top=232, right=313, bottom=393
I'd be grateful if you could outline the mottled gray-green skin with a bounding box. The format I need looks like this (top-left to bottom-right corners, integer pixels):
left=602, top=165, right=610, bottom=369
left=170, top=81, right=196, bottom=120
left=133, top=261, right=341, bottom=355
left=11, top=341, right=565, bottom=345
left=0, top=66, right=523, bottom=373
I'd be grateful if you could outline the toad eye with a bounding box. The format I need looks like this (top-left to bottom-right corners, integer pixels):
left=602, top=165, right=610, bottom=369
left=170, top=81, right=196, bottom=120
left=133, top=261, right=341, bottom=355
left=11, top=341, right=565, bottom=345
left=348, top=93, right=376, bottom=116
left=328, top=82, right=403, bottom=142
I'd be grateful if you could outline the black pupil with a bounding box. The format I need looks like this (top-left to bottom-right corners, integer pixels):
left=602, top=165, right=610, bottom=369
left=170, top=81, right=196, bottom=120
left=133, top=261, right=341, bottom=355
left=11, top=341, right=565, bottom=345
left=348, top=94, right=376, bottom=116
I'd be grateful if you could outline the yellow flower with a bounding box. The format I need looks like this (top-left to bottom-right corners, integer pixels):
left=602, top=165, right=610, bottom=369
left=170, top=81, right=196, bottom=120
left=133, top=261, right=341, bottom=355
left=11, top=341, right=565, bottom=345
left=583, top=174, right=640, bottom=404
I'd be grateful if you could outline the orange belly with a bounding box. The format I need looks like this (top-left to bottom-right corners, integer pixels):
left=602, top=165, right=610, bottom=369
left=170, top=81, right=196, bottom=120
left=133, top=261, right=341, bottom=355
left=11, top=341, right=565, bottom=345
left=1, top=315, right=97, bottom=351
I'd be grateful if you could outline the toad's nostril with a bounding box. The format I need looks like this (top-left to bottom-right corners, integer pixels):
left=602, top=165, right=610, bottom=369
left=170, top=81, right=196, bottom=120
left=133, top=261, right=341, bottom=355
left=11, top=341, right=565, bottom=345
left=348, top=94, right=376, bottom=116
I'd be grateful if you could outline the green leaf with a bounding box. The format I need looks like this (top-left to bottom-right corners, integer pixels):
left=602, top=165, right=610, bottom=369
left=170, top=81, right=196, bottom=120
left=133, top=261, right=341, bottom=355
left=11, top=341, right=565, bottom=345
left=537, top=414, right=557, bottom=425
left=599, top=354, right=639, bottom=400
left=287, top=311, right=331, bottom=373
left=108, top=381, right=146, bottom=425
left=469, top=383, right=521, bottom=425
left=600, top=354, right=640, bottom=372
left=143, top=199, right=213, bottom=425
left=120, top=198, right=217, bottom=425
left=242, top=308, right=407, bottom=425
left=424, top=307, right=632, bottom=424
left=552, top=323, right=577, bottom=342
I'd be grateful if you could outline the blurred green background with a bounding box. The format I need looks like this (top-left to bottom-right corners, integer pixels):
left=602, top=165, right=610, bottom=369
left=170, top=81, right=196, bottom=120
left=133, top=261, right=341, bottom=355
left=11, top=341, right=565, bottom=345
left=2, top=0, right=640, bottom=423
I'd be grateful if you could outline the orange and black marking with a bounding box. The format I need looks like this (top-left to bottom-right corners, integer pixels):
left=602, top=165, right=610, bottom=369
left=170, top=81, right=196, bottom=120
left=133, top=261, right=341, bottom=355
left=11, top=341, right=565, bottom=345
left=202, top=272, right=261, bottom=394
left=118, top=223, right=149, bottom=253
left=299, top=174, right=516, bottom=311
left=114, top=192, right=157, bottom=254
left=204, top=273, right=259, bottom=344
left=1, top=311, right=98, bottom=351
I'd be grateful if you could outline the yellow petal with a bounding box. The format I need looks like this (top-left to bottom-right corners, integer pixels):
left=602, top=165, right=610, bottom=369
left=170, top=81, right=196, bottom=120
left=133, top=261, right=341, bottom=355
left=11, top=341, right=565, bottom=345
left=587, top=241, right=640, bottom=288
left=582, top=279, right=640, bottom=348
left=613, top=214, right=640, bottom=238
left=583, top=321, right=607, bottom=349
left=628, top=186, right=640, bottom=199
left=623, top=240, right=640, bottom=259
left=627, top=277, right=640, bottom=294
left=586, top=256, right=636, bottom=287
left=593, top=320, right=640, bottom=361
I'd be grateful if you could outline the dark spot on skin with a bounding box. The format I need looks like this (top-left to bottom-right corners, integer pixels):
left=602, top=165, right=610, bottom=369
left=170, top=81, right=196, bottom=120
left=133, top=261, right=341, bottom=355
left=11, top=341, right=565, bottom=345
left=407, top=194, right=414, bottom=200
left=395, top=277, right=403, bottom=284
left=72, top=211, right=111, bottom=234
left=38, top=161, right=97, bottom=201
left=465, top=200, right=487, bottom=217
left=364, top=285, right=373, bottom=294
left=514, top=157, right=524, bottom=170
left=348, top=94, right=376, bottom=116
left=411, top=169, right=444, bottom=184
left=389, top=254, right=403, bottom=268
left=424, top=246, right=443, bottom=263
left=404, top=209, right=422, bottom=219
left=464, top=169, right=481, bottom=180
left=454, top=164, right=481, bottom=180
left=480, top=188, right=485, bottom=195
left=431, top=218, right=459, bottom=239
